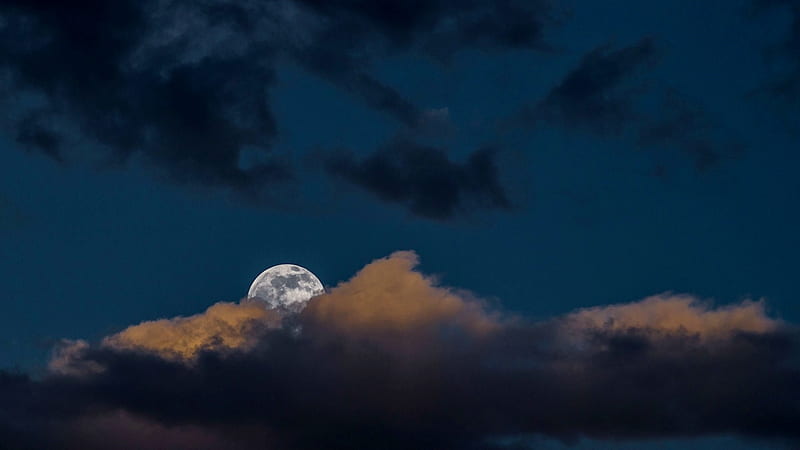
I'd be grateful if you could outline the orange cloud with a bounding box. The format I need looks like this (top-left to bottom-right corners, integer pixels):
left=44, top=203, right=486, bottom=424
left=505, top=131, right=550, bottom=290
left=31, top=252, right=795, bottom=448
left=562, top=293, right=779, bottom=338
left=50, top=253, right=782, bottom=374
left=302, top=251, right=499, bottom=339
left=102, top=300, right=281, bottom=361
left=50, top=251, right=500, bottom=368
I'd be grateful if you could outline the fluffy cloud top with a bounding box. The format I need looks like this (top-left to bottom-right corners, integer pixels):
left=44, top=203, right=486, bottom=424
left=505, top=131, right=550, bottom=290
left=103, top=300, right=282, bottom=361
left=3, top=251, right=798, bottom=449
left=304, top=251, right=499, bottom=337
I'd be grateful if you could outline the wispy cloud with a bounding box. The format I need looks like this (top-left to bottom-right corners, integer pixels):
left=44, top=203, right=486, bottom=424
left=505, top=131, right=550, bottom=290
left=515, top=39, right=742, bottom=171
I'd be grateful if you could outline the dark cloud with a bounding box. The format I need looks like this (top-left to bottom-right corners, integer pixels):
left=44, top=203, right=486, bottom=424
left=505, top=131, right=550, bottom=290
left=525, top=38, right=658, bottom=134
left=1, top=252, right=799, bottom=449
left=294, top=0, right=555, bottom=58
left=0, top=0, right=287, bottom=194
left=325, top=139, right=512, bottom=219
left=638, top=90, right=744, bottom=171
left=0, top=0, right=555, bottom=204
left=518, top=39, right=740, bottom=171
left=16, top=112, right=62, bottom=162
left=750, top=0, right=800, bottom=123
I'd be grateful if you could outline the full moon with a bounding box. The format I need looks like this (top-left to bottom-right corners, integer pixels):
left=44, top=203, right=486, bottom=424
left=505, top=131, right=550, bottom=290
left=247, top=264, right=324, bottom=312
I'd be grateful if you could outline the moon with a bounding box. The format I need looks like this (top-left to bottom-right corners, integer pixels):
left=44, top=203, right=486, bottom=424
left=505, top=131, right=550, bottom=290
left=247, top=264, right=324, bottom=312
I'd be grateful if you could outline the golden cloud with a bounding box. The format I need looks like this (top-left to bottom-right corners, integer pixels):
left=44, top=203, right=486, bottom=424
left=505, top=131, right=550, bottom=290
left=563, top=293, right=779, bottom=338
left=50, top=253, right=783, bottom=373
left=302, top=251, right=499, bottom=338
left=102, top=300, right=281, bottom=361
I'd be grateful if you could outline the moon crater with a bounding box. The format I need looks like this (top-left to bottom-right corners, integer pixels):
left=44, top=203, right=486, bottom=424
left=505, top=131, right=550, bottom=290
left=247, top=264, right=324, bottom=312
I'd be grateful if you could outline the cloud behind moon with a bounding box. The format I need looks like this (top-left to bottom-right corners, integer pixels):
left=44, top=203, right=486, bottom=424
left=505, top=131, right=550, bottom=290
left=3, top=251, right=797, bottom=449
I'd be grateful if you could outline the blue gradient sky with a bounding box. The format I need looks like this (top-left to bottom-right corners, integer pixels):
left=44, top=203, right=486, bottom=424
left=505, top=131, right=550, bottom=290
left=1, top=1, right=798, bottom=447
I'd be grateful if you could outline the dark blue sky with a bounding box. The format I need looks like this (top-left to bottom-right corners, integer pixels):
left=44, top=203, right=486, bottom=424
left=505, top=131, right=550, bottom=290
left=1, top=1, right=798, bottom=448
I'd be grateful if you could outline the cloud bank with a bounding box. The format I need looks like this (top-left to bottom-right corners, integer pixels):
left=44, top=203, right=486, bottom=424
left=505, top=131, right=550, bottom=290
left=1, top=251, right=798, bottom=449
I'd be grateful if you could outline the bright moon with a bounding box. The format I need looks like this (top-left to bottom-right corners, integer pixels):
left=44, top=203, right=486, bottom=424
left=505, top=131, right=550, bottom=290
left=247, top=264, right=324, bottom=312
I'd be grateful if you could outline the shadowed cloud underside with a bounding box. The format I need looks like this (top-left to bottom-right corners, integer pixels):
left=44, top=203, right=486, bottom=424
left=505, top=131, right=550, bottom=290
left=3, top=252, right=797, bottom=449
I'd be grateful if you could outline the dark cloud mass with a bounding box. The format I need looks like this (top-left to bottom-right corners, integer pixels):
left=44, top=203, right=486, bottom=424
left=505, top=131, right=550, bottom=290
left=0, top=0, right=285, bottom=192
left=295, top=0, right=554, bottom=57
left=325, top=139, right=512, bottom=219
left=0, top=0, right=553, bottom=213
left=1, top=252, right=798, bottom=449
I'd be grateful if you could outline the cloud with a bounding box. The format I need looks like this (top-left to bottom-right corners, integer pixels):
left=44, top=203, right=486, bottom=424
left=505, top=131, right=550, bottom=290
left=635, top=90, right=744, bottom=171
left=563, top=293, right=779, bottom=338
left=102, top=300, right=282, bottom=362
left=1, top=251, right=799, bottom=449
left=59, top=410, right=244, bottom=450
left=325, top=139, right=512, bottom=219
left=48, top=339, right=104, bottom=376
left=0, top=0, right=289, bottom=195
left=293, top=0, right=556, bottom=59
left=526, top=38, right=658, bottom=134
left=517, top=39, right=740, bottom=171
left=0, top=0, right=555, bottom=204
left=303, top=251, right=499, bottom=340
left=750, top=0, right=800, bottom=124
left=47, top=300, right=283, bottom=376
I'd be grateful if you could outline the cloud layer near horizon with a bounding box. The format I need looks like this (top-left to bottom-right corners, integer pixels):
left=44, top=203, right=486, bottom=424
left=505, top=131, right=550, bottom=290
left=2, top=251, right=798, bottom=449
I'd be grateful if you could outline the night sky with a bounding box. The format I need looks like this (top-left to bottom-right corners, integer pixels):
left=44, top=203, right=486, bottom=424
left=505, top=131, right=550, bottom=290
left=1, top=1, right=799, bottom=449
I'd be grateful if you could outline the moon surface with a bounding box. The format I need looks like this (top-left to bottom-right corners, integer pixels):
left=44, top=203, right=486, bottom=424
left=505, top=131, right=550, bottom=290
left=247, top=264, right=324, bottom=312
